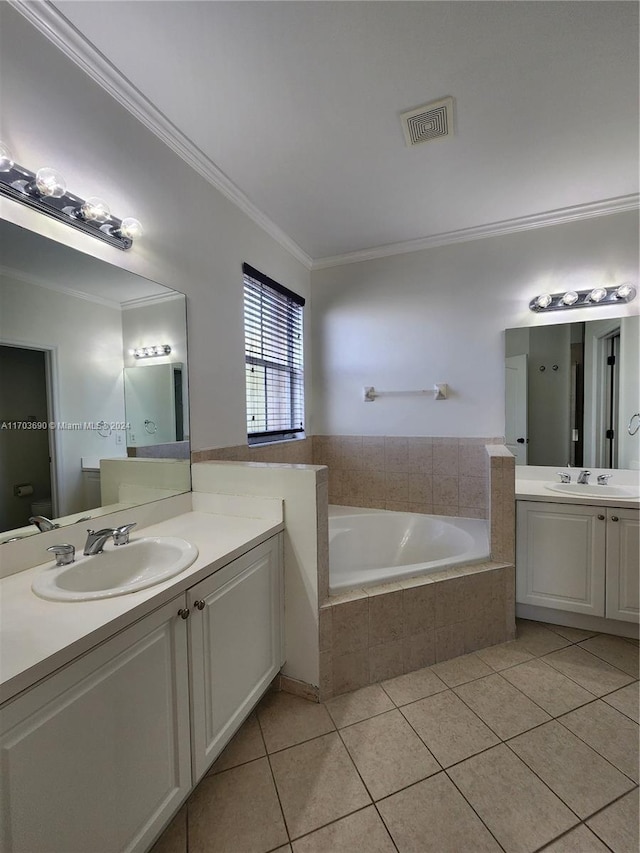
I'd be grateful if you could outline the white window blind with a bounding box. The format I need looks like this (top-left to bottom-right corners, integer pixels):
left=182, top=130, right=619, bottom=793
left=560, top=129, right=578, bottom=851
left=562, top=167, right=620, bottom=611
left=243, top=263, right=305, bottom=442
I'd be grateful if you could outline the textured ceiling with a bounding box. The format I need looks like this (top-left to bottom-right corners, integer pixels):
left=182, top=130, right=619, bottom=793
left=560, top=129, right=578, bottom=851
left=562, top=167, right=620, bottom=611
left=49, top=1, right=640, bottom=260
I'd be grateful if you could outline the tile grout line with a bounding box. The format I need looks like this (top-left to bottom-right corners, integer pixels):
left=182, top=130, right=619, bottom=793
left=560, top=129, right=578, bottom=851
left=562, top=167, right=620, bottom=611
left=255, top=707, right=295, bottom=849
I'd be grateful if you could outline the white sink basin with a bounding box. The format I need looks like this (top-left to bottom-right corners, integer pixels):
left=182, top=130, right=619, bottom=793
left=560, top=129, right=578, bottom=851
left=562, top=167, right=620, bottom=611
left=545, top=483, right=639, bottom=499
left=32, top=537, right=199, bottom=602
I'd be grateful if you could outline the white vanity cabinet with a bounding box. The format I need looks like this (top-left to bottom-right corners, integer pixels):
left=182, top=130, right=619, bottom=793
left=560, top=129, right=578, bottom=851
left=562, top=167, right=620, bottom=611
left=187, top=534, right=284, bottom=781
left=516, top=501, right=639, bottom=623
left=0, top=595, right=192, bottom=853
left=0, top=532, right=284, bottom=853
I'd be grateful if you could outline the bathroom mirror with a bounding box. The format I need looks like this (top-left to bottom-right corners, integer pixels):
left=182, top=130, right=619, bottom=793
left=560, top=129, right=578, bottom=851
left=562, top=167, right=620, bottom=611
left=505, top=315, right=639, bottom=469
left=0, top=219, right=191, bottom=541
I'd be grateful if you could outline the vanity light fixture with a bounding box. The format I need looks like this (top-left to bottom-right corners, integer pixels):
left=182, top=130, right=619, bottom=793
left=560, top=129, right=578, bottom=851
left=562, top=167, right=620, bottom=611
left=0, top=142, right=142, bottom=250
left=133, top=345, right=171, bottom=359
left=529, top=284, right=637, bottom=313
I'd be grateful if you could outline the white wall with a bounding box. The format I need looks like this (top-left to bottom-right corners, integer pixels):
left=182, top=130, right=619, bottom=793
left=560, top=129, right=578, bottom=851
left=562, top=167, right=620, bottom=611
left=619, top=316, right=640, bottom=469
left=311, top=211, right=639, bottom=438
left=0, top=273, right=126, bottom=516
left=0, top=5, right=311, bottom=453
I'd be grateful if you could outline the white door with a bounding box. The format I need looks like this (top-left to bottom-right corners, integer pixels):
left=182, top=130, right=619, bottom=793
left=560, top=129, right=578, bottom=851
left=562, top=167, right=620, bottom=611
left=505, top=354, right=528, bottom=464
left=124, top=363, right=180, bottom=446
left=516, top=501, right=606, bottom=616
left=605, top=508, right=640, bottom=623
left=0, top=595, right=192, bottom=853
left=188, top=535, right=283, bottom=782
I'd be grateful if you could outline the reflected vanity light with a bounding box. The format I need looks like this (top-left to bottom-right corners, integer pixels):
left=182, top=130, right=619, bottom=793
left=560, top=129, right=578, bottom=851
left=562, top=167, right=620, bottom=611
left=133, top=345, right=171, bottom=359
left=0, top=142, right=142, bottom=250
left=530, top=284, right=637, bottom=312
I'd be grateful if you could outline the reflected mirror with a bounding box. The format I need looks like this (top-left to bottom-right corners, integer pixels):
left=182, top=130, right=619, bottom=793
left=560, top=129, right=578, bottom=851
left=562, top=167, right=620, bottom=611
left=505, top=315, right=639, bottom=469
left=0, top=219, right=190, bottom=542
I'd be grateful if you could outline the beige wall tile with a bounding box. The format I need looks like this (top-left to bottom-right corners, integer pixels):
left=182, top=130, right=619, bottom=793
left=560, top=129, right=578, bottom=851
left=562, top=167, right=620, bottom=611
left=385, top=500, right=414, bottom=512
left=432, top=440, right=459, bottom=476
left=433, top=477, right=459, bottom=506
left=369, top=640, right=404, bottom=682
left=360, top=470, right=387, bottom=501
left=316, top=480, right=329, bottom=604
left=319, top=650, right=333, bottom=701
left=403, top=631, right=436, bottom=672
left=403, top=584, right=436, bottom=636
left=435, top=577, right=468, bottom=627
left=319, top=606, right=332, bottom=652
left=433, top=504, right=459, bottom=517
left=361, top=437, right=386, bottom=471
left=459, top=476, right=487, bottom=509
left=435, top=623, right=466, bottom=662
left=384, top=437, right=411, bottom=472
left=407, top=437, right=433, bottom=473
left=332, top=650, right=370, bottom=695
left=385, top=472, right=409, bottom=501
left=408, top=473, right=433, bottom=503
left=369, top=590, right=404, bottom=645
left=332, top=599, right=369, bottom=655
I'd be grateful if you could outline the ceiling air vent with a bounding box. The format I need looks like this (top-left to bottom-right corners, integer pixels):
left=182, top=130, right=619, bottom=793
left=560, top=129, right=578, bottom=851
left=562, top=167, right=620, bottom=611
left=400, top=97, right=454, bottom=147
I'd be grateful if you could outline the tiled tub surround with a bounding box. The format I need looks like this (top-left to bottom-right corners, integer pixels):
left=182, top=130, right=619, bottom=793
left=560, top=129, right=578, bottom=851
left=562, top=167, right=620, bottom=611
left=320, top=562, right=515, bottom=700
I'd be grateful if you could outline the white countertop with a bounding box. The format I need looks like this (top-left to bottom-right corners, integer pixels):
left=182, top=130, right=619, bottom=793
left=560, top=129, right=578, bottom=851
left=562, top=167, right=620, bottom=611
left=0, top=509, right=283, bottom=706
left=516, top=466, right=640, bottom=509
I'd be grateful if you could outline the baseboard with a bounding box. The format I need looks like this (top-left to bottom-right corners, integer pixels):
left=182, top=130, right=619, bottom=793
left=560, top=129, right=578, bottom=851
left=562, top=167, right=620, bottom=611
left=516, top=604, right=639, bottom=640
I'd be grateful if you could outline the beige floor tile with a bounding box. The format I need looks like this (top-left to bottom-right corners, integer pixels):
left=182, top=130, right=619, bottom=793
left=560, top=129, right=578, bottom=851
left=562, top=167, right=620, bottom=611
left=431, top=652, right=493, bottom=687
left=291, top=806, right=396, bottom=853
left=509, top=721, right=634, bottom=818
left=448, top=744, right=578, bottom=853
left=541, top=824, right=610, bottom=852
left=475, top=641, right=534, bottom=671
left=150, top=805, right=187, bottom=853
left=257, top=691, right=335, bottom=753
left=210, top=712, right=266, bottom=774
left=544, top=624, right=599, bottom=643
left=381, top=665, right=448, bottom=706
left=513, top=620, right=572, bottom=656
left=453, top=673, right=550, bottom=739
left=188, top=757, right=288, bottom=853
left=543, top=646, right=635, bottom=697
left=401, top=689, right=499, bottom=768
left=500, top=658, right=596, bottom=717
left=271, top=847, right=292, bottom=853
left=377, top=772, right=502, bottom=853
left=270, top=732, right=371, bottom=839
left=560, top=700, right=639, bottom=782
left=324, top=683, right=394, bottom=728
left=602, top=681, right=640, bottom=723
left=339, top=709, right=440, bottom=799
left=587, top=789, right=640, bottom=853
left=578, top=634, right=640, bottom=677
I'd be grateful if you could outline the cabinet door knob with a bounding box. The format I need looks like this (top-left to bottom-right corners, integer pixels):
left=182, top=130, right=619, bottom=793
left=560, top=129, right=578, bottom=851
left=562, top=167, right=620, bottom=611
left=178, top=608, right=190, bottom=620
left=611, top=515, right=619, bottom=522
left=598, top=514, right=605, bottom=520
left=194, top=599, right=205, bottom=610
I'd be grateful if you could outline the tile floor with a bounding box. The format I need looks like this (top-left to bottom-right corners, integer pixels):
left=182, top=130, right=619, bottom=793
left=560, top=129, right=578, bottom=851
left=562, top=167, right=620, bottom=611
left=152, top=620, right=639, bottom=853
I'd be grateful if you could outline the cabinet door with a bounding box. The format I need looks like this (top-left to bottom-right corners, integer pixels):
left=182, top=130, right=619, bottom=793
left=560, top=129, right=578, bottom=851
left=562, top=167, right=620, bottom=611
left=606, top=508, right=640, bottom=623
left=188, top=535, right=283, bottom=782
left=516, top=501, right=606, bottom=616
left=0, top=596, right=191, bottom=853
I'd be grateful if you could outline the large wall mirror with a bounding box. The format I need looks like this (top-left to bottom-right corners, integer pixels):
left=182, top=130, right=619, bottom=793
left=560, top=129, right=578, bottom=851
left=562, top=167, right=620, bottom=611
left=0, top=219, right=190, bottom=542
left=505, top=315, right=639, bottom=469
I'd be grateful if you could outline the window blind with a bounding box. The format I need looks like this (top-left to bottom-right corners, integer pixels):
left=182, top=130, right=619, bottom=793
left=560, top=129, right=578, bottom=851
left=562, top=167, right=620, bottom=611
left=243, top=263, right=305, bottom=442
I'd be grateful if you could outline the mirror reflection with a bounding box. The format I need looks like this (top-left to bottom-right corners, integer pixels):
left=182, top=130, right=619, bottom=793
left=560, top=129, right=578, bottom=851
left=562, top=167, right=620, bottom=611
left=505, top=315, right=639, bottom=469
left=0, top=220, right=190, bottom=542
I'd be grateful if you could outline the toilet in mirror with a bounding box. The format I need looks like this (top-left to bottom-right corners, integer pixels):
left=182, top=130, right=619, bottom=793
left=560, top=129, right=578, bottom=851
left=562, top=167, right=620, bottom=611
left=0, top=219, right=191, bottom=543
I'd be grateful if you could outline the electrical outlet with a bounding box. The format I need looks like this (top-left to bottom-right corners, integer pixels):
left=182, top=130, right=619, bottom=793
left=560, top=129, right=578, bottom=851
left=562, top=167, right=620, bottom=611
left=115, top=433, right=124, bottom=446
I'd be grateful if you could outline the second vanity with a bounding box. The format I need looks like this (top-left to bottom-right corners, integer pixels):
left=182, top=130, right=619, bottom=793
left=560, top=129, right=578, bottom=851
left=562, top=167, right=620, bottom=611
left=515, top=465, right=640, bottom=634
left=0, top=493, right=285, bottom=853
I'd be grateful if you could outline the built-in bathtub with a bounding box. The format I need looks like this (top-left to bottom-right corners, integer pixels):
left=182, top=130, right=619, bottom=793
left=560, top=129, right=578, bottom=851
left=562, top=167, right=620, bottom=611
left=329, top=505, right=490, bottom=593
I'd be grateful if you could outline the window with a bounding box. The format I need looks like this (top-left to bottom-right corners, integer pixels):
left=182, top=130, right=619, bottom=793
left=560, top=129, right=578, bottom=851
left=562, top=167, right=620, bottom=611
left=243, top=263, right=305, bottom=443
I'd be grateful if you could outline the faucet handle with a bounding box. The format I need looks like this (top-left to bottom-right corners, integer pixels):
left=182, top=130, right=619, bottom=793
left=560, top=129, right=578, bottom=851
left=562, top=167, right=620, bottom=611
left=556, top=472, right=572, bottom=483
left=597, top=474, right=613, bottom=485
left=113, top=523, right=137, bottom=546
left=47, top=544, right=75, bottom=566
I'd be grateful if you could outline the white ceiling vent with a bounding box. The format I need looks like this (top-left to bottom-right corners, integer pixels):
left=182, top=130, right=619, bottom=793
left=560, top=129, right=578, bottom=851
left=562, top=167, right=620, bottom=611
left=401, top=97, right=454, bottom=147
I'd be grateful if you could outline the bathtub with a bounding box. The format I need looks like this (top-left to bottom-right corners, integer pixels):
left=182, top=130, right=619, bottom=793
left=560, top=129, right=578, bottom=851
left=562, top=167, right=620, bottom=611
left=329, top=505, right=490, bottom=593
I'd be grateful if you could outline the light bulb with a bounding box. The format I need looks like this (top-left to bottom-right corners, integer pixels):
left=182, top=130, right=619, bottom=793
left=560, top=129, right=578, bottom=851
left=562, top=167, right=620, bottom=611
left=615, top=283, right=636, bottom=300
left=0, top=142, right=14, bottom=172
left=535, top=293, right=552, bottom=309
left=588, top=287, right=607, bottom=303
left=80, top=197, right=111, bottom=223
left=35, top=167, right=67, bottom=198
left=561, top=291, right=579, bottom=306
left=119, top=217, right=143, bottom=239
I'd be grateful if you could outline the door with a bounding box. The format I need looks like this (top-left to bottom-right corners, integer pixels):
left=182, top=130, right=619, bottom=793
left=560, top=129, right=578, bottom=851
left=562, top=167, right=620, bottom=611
left=516, top=501, right=606, bottom=616
left=187, top=535, right=283, bottom=782
left=505, top=354, right=528, bottom=464
left=0, top=595, right=191, bottom=853
left=605, top=508, right=640, bottom=623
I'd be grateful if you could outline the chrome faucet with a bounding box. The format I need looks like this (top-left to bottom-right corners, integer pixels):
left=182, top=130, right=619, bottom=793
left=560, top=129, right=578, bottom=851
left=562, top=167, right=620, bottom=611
left=29, top=515, right=59, bottom=532
left=84, top=528, right=116, bottom=556
left=556, top=472, right=571, bottom=483
left=577, top=470, right=591, bottom=485
left=597, top=474, right=613, bottom=485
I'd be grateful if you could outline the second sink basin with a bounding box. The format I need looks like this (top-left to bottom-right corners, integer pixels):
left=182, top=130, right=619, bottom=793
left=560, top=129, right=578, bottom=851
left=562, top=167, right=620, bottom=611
left=32, top=536, right=199, bottom=602
left=545, top=483, right=639, bottom=499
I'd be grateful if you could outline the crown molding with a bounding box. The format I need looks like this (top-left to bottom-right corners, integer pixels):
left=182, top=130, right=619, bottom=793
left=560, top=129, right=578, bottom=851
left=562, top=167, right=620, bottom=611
left=121, top=291, right=184, bottom=310
left=0, top=263, right=123, bottom=309
left=10, top=0, right=313, bottom=271
left=311, top=194, right=640, bottom=270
